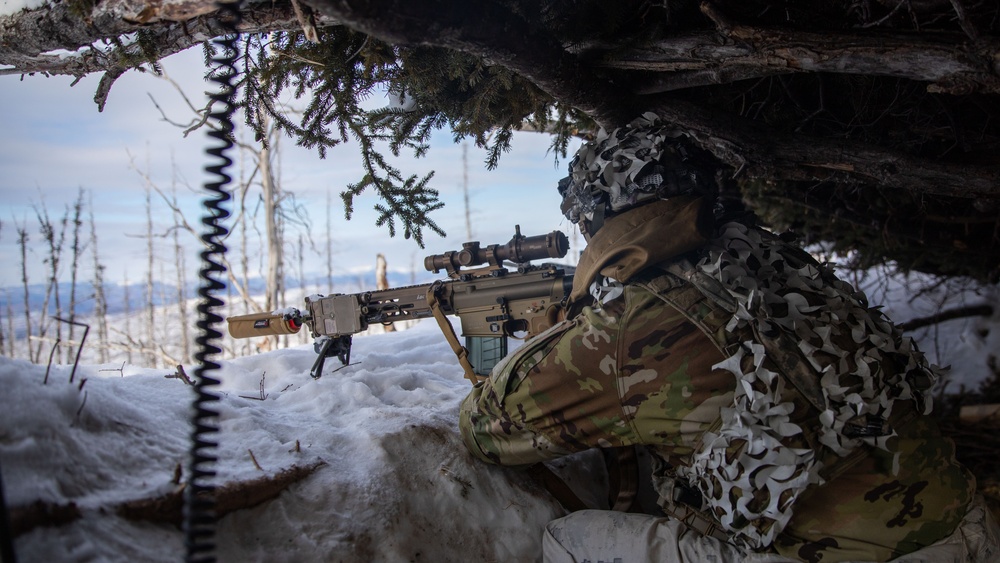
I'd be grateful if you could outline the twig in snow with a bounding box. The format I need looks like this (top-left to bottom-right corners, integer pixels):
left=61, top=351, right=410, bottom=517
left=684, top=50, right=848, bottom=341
left=53, top=316, right=89, bottom=384
left=248, top=449, right=264, bottom=471
left=329, top=362, right=360, bottom=375
left=75, top=391, right=88, bottom=419
left=165, top=364, right=194, bottom=386
left=99, top=361, right=127, bottom=377
left=239, top=372, right=269, bottom=400
left=43, top=339, right=60, bottom=384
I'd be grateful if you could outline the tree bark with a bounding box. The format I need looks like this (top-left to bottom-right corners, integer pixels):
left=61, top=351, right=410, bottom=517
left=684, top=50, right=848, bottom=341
left=0, top=2, right=313, bottom=73
left=646, top=96, right=1000, bottom=199
left=585, top=27, right=1000, bottom=95
left=0, top=2, right=330, bottom=110
left=9, top=461, right=324, bottom=537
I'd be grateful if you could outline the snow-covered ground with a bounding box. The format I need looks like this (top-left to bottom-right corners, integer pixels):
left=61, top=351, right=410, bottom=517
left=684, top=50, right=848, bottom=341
left=1, top=317, right=610, bottom=562
left=2, top=267, right=997, bottom=562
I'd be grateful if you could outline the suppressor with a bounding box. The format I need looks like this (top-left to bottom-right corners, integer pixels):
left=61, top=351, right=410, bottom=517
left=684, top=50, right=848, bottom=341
left=227, top=311, right=302, bottom=339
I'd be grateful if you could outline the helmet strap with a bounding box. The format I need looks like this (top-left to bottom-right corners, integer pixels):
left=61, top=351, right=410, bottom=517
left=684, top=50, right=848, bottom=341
left=588, top=202, right=607, bottom=236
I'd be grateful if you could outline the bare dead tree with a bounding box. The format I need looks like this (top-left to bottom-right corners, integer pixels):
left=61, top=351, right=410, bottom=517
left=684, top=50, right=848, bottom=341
left=16, top=222, right=31, bottom=361
left=296, top=233, right=308, bottom=344
left=33, top=202, right=68, bottom=363
left=88, top=192, right=110, bottom=364
left=325, top=192, right=334, bottom=294
left=259, top=110, right=284, bottom=316
left=238, top=142, right=252, bottom=315
left=170, top=185, right=191, bottom=364
left=141, top=187, right=157, bottom=367
left=376, top=253, right=395, bottom=333
left=5, top=293, right=15, bottom=357
left=143, top=78, right=313, bottom=353
left=66, top=189, right=86, bottom=364
left=122, top=271, right=134, bottom=364
left=462, top=143, right=473, bottom=240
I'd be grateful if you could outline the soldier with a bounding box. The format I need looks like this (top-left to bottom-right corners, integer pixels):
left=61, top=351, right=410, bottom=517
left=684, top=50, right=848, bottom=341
left=459, top=114, right=999, bottom=562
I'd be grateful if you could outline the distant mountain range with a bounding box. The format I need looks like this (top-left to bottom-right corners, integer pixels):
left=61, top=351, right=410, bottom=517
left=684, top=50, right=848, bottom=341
left=0, top=269, right=430, bottom=338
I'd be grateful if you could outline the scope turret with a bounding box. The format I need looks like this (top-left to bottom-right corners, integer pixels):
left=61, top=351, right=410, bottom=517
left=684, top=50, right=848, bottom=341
left=424, top=226, right=569, bottom=276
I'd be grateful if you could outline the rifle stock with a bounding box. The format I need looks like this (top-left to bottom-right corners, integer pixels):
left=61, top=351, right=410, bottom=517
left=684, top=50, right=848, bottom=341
left=227, top=226, right=573, bottom=382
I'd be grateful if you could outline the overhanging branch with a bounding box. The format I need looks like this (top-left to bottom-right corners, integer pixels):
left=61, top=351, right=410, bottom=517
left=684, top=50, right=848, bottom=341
left=0, top=2, right=332, bottom=78
left=301, top=0, right=636, bottom=127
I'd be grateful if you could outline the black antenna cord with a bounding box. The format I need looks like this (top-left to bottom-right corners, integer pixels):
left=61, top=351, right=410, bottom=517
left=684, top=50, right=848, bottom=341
left=184, top=2, right=241, bottom=561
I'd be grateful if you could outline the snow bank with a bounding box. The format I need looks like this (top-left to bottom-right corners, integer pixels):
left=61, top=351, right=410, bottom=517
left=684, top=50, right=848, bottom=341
left=2, top=319, right=605, bottom=562
left=0, top=0, right=48, bottom=18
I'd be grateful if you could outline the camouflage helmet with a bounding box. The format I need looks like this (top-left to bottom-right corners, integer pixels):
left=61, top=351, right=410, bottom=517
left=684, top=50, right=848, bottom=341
left=558, top=113, right=714, bottom=227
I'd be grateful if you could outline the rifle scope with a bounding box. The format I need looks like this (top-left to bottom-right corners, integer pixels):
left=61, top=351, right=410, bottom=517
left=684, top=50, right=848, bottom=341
left=424, top=227, right=569, bottom=274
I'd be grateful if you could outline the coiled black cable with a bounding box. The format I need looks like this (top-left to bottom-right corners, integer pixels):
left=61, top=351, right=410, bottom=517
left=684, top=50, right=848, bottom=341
left=185, top=3, right=241, bottom=562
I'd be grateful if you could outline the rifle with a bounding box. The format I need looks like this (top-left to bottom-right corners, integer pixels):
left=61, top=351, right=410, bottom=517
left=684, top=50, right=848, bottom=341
left=226, top=226, right=573, bottom=382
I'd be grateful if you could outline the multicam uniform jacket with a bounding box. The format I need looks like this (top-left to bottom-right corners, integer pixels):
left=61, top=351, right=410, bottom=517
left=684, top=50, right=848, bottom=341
left=459, top=198, right=974, bottom=562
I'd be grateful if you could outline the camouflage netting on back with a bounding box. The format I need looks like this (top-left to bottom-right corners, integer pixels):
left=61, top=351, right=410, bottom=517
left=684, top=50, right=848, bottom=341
left=674, top=222, right=943, bottom=550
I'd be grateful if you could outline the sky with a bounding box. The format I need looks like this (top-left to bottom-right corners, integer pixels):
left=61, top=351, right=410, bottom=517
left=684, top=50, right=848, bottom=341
left=0, top=45, right=582, bottom=291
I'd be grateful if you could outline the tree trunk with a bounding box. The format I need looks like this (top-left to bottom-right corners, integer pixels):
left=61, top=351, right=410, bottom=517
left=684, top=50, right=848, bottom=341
left=174, top=214, right=191, bottom=364
left=296, top=234, right=308, bottom=344
left=261, top=118, right=282, bottom=315
left=123, top=271, right=134, bottom=364
left=88, top=193, right=110, bottom=364
left=326, top=192, right=334, bottom=294
left=6, top=298, right=15, bottom=357
left=375, top=253, right=395, bottom=333
left=463, top=143, right=473, bottom=240
left=66, top=190, right=85, bottom=364
left=18, top=226, right=31, bottom=361
left=33, top=204, right=67, bottom=364
left=145, top=188, right=157, bottom=367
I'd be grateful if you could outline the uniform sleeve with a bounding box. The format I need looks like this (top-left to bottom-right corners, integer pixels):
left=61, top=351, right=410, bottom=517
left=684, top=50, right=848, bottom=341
left=458, top=299, right=633, bottom=467
left=459, top=317, right=589, bottom=467
left=459, top=285, right=732, bottom=467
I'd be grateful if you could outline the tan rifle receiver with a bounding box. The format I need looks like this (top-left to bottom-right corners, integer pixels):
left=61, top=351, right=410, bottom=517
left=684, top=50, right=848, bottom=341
left=227, top=226, right=572, bottom=382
